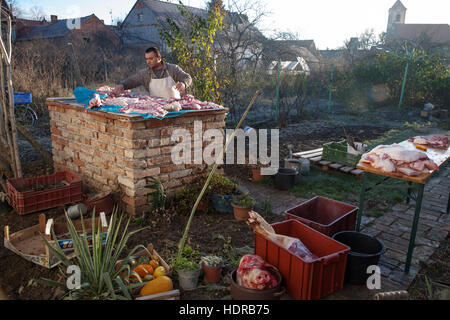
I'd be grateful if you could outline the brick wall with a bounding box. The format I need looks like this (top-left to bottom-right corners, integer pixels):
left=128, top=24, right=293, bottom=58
left=46, top=99, right=227, bottom=216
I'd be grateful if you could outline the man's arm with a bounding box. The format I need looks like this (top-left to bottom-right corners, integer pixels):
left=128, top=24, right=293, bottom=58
left=119, top=69, right=148, bottom=90
left=168, top=64, right=192, bottom=89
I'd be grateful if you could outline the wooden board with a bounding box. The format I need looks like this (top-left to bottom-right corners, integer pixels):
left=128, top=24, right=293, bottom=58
left=329, top=163, right=344, bottom=169
left=292, top=148, right=323, bottom=158
left=357, top=138, right=450, bottom=184
left=309, top=156, right=322, bottom=162
left=340, top=166, right=354, bottom=173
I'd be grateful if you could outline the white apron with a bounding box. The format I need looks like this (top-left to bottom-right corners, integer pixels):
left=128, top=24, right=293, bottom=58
left=149, top=75, right=181, bottom=99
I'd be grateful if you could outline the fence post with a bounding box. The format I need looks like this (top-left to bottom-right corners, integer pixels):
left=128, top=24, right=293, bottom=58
left=328, top=61, right=334, bottom=114
left=275, top=58, right=281, bottom=126
left=398, top=61, right=409, bottom=109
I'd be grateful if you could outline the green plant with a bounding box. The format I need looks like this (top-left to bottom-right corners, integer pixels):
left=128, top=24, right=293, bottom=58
left=158, top=0, right=225, bottom=104
left=146, top=176, right=166, bottom=212
left=201, top=255, right=223, bottom=267
left=208, top=173, right=238, bottom=195
left=173, top=245, right=201, bottom=271
left=232, top=194, right=255, bottom=207
left=262, top=196, right=272, bottom=215
left=36, top=207, right=151, bottom=300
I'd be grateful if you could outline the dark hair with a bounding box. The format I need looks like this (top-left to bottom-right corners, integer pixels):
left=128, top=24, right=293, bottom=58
left=145, top=47, right=161, bottom=57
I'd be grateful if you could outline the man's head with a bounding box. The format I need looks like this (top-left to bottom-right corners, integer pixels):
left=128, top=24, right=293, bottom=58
left=145, top=47, right=162, bottom=69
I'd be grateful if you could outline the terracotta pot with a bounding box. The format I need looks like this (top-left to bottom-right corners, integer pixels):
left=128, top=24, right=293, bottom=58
left=202, top=263, right=222, bottom=283
left=231, top=202, right=252, bottom=221
left=229, top=268, right=285, bottom=300
left=252, top=168, right=264, bottom=181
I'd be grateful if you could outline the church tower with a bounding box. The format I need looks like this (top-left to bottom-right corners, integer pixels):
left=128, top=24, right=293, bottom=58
left=387, top=0, right=407, bottom=33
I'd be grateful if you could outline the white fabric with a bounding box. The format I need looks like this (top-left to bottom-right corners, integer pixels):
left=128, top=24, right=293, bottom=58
left=149, top=75, right=181, bottom=99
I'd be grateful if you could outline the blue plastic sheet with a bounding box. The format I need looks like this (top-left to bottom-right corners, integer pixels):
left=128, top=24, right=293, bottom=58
left=73, top=87, right=195, bottom=120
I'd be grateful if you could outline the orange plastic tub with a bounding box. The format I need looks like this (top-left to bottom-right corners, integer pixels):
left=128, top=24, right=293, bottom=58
left=254, top=219, right=350, bottom=300
left=285, top=196, right=358, bottom=237
left=7, top=171, right=83, bottom=215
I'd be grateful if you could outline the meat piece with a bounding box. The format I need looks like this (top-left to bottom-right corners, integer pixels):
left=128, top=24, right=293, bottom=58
left=236, top=254, right=278, bottom=290
left=358, top=143, right=439, bottom=176
left=408, top=135, right=449, bottom=149
left=246, top=211, right=318, bottom=262
left=87, top=93, right=102, bottom=109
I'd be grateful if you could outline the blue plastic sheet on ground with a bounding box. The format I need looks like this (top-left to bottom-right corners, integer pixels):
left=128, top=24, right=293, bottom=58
left=73, top=87, right=196, bottom=120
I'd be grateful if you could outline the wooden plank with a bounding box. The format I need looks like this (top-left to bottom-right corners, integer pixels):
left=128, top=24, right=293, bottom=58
left=292, top=148, right=323, bottom=158
left=340, top=166, right=354, bottom=173
left=329, top=163, right=344, bottom=169
left=309, top=156, right=322, bottom=162
left=351, top=169, right=364, bottom=176
left=136, top=289, right=180, bottom=300
left=301, top=151, right=323, bottom=159
left=319, top=160, right=332, bottom=166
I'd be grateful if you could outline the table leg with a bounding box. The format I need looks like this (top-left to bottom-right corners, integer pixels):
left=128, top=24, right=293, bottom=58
left=356, top=173, right=367, bottom=232
left=406, top=181, right=412, bottom=205
left=404, top=183, right=424, bottom=274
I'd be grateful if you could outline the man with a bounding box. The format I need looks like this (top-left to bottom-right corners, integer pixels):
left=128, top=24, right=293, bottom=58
left=112, top=47, right=192, bottom=99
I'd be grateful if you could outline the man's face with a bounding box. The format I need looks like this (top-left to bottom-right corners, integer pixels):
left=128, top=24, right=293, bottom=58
left=145, top=51, right=161, bottom=69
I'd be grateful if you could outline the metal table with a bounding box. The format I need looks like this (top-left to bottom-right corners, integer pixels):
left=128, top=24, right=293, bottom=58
left=356, top=139, right=450, bottom=273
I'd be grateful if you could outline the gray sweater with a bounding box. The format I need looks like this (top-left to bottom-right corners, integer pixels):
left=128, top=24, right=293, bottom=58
left=119, top=62, right=192, bottom=92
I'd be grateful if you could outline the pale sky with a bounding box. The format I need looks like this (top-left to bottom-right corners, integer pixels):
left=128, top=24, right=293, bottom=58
left=14, top=0, right=450, bottom=49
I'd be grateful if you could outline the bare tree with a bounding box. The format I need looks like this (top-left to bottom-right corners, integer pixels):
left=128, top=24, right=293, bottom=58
left=214, top=0, right=270, bottom=122
left=28, top=5, right=46, bottom=21
left=6, top=0, right=25, bottom=18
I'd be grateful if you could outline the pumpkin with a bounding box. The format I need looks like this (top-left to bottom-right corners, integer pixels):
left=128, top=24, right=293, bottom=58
left=139, top=276, right=173, bottom=297
left=149, top=259, right=159, bottom=269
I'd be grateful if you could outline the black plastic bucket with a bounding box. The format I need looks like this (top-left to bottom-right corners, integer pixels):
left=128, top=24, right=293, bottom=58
left=332, top=231, right=385, bottom=285
left=275, top=168, right=297, bottom=191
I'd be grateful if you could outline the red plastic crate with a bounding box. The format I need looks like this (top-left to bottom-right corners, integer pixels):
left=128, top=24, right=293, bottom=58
left=6, top=171, right=83, bottom=215
left=254, top=219, right=350, bottom=300
left=285, top=196, right=358, bottom=237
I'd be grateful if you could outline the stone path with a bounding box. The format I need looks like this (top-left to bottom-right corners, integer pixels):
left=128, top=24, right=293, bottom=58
left=236, top=163, right=450, bottom=299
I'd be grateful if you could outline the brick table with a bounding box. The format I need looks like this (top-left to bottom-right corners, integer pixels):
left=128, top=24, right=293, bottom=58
left=46, top=97, right=227, bottom=216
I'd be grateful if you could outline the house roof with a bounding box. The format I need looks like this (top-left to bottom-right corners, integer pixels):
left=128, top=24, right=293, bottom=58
left=17, top=14, right=96, bottom=41
left=391, top=23, right=450, bottom=45
left=142, top=0, right=208, bottom=18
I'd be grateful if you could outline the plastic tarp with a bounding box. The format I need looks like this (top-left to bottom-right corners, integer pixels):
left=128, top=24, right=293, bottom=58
left=73, top=87, right=192, bottom=120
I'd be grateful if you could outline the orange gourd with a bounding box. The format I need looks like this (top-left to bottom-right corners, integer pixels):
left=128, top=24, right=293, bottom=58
left=139, top=276, right=173, bottom=297
left=134, top=264, right=154, bottom=277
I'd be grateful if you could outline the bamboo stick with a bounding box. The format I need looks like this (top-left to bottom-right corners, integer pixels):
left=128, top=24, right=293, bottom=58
left=16, top=123, right=53, bottom=165
left=177, top=91, right=260, bottom=260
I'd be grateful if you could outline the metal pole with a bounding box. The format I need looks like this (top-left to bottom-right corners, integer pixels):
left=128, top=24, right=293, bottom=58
left=275, top=58, right=281, bottom=126
left=398, top=61, right=409, bottom=108
left=405, top=183, right=424, bottom=273
left=328, top=61, right=334, bottom=113
left=356, top=172, right=367, bottom=231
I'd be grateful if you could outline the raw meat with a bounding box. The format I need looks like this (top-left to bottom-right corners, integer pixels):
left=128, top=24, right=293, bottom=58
left=359, top=143, right=439, bottom=176
left=87, top=93, right=102, bottom=108
left=246, top=211, right=318, bottom=262
left=236, top=254, right=279, bottom=290
left=408, top=135, right=449, bottom=149
left=93, top=86, right=224, bottom=117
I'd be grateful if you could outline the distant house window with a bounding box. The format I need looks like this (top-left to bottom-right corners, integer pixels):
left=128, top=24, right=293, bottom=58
left=138, top=13, right=143, bottom=22
left=395, top=14, right=401, bottom=22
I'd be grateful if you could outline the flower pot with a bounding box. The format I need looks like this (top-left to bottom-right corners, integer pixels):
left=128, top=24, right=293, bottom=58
left=177, top=268, right=201, bottom=291
left=211, top=193, right=233, bottom=213
left=252, top=168, right=264, bottom=182
left=274, top=168, right=297, bottom=190
left=231, top=202, right=253, bottom=221
left=202, top=263, right=222, bottom=283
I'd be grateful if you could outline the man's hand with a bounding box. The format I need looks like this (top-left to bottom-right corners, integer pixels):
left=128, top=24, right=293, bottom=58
left=175, top=82, right=186, bottom=93
left=112, top=84, right=124, bottom=95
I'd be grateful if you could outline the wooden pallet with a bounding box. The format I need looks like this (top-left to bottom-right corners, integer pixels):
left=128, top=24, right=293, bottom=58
left=293, top=148, right=364, bottom=177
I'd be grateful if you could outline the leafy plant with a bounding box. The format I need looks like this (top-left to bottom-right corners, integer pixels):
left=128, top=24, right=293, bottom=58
left=262, top=196, right=272, bottom=215
left=232, top=194, right=255, bottom=207
left=146, top=176, right=166, bottom=212
left=208, top=173, right=238, bottom=195
left=36, top=207, right=151, bottom=300
left=158, top=0, right=225, bottom=104
left=173, top=244, right=201, bottom=271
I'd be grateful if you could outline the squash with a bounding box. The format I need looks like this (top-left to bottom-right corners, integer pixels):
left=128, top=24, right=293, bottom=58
left=153, top=266, right=166, bottom=278
left=134, top=264, right=154, bottom=277
left=139, top=276, right=173, bottom=297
